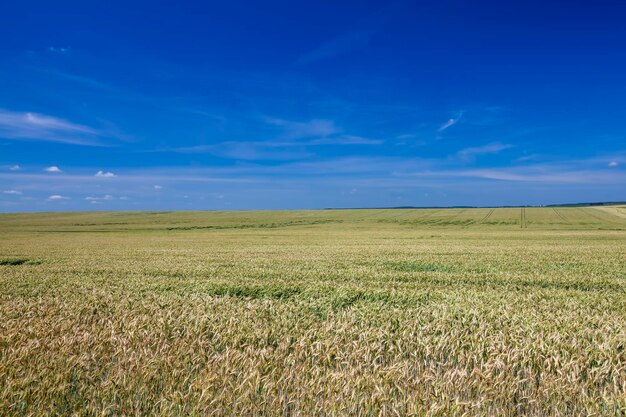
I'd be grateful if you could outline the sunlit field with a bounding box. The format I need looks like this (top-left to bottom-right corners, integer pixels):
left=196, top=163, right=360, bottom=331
left=1, top=206, right=625, bottom=416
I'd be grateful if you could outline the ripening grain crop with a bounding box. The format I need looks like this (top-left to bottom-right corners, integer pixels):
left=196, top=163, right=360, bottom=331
left=0, top=207, right=625, bottom=416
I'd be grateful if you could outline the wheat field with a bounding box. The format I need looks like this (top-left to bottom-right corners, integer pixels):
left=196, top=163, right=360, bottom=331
left=0, top=206, right=625, bottom=416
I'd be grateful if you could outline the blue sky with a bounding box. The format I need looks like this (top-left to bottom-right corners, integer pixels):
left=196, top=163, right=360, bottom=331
left=1, top=0, right=625, bottom=211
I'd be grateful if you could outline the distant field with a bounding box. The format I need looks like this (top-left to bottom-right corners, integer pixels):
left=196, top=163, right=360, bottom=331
left=0, top=207, right=625, bottom=416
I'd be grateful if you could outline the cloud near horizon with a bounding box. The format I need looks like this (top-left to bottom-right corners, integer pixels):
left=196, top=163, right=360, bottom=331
left=86, top=194, right=114, bottom=201
left=1, top=153, right=623, bottom=211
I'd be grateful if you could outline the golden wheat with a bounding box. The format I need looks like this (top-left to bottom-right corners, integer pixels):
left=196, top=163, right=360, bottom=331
left=0, top=207, right=625, bottom=416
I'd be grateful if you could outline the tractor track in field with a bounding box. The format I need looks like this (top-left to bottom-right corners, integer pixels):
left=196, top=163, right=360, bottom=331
left=444, top=208, right=474, bottom=228
left=552, top=208, right=568, bottom=223
left=449, top=208, right=468, bottom=220
left=479, top=208, right=495, bottom=224
left=520, top=208, right=527, bottom=228
left=579, top=207, right=624, bottom=226
left=357, top=209, right=391, bottom=220
left=387, top=210, right=418, bottom=221
left=398, top=209, right=443, bottom=223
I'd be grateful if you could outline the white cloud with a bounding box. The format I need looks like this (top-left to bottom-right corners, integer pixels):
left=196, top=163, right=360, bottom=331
left=154, top=185, right=163, bottom=189
left=44, top=166, right=62, bottom=173
left=608, top=161, right=619, bottom=167
left=3, top=190, right=22, bottom=195
left=95, top=170, right=116, bottom=177
left=438, top=118, right=458, bottom=132
left=0, top=109, right=100, bottom=145
left=438, top=112, right=465, bottom=132
left=47, top=195, right=69, bottom=200
left=8, top=165, right=20, bottom=171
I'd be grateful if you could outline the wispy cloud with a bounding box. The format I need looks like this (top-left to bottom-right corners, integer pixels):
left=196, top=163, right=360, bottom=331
left=0, top=109, right=103, bottom=145
left=210, top=142, right=313, bottom=161
left=293, top=4, right=397, bottom=66
left=264, top=117, right=340, bottom=139
left=399, top=162, right=626, bottom=184
left=438, top=114, right=463, bottom=132
left=46, top=70, right=115, bottom=91
left=85, top=194, right=114, bottom=201
left=162, top=143, right=310, bottom=161
left=95, top=170, right=116, bottom=177
left=457, top=142, right=513, bottom=159
left=438, top=119, right=456, bottom=132
left=153, top=185, right=163, bottom=190
left=311, top=135, right=383, bottom=145
left=263, top=117, right=383, bottom=145
left=154, top=116, right=381, bottom=161
left=47, top=46, right=70, bottom=54
left=447, top=168, right=618, bottom=183
left=3, top=190, right=22, bottom=195
left=44, top=166, right=62, bottom=173
left=47, top=195, right=69, bottom=200
left=8, top=165, right=20, bottom=171
left=515, top=154, right=543, bottom=162
left=396, top=134, right=416, bottom=140
left=162, top=134, right=381, bottom=161
left=295, top=30, right=376, bottom=66
left=608, top=161, right=619, bottom=167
